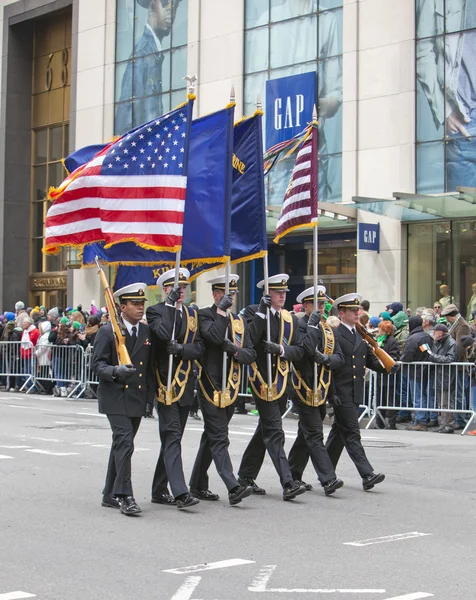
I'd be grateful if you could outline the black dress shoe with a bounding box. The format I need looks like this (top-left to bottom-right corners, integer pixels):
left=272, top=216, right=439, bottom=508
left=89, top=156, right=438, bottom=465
left=190, top=488, right=220, bottom=501
left=362, top=472, right=385, bottom=491
left=283, top=482, right=307, bottom=501
left=101, top=494, right=120, bottom=509
left=238, top=477, right=266, bottom=495
left=229, top=485, right=253, bottom=506
left=294, top=479, right=313, bottom=491
left=176, top=493, right=200, bottom=509
left=118, top=496, right=142, bottom=515
left=323, top=478, right=344, bottom=496
left=151, top=493, right=177, bottom=506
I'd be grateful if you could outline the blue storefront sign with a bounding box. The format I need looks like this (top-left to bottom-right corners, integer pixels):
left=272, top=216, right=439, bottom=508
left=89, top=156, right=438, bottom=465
left=358, top=223, right=380, bottom=253
left=265, top=72, right=316, bottom=150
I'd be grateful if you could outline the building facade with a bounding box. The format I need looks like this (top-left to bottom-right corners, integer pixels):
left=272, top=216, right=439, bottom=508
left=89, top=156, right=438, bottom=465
left=0, top=0, right=474, bottom=316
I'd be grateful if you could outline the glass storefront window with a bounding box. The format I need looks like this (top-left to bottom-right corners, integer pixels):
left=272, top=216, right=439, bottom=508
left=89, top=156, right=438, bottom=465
left=114, top=0, right=188, bottom=136
left=416, top=142, right=445, bottom=194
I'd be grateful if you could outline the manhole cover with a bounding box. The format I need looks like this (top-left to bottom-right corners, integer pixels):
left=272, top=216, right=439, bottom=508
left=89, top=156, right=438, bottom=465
left=362, top=440, right=410, bottom=448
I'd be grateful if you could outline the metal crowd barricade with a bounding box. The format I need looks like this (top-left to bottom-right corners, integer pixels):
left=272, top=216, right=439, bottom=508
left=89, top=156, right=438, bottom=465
left=367, top=361, right=476, bottom=435
left=0, top=341, right=34, bottom=392
left=76, top=345, right=99, bottom=399
left=32, top=342, right=85, bottom=398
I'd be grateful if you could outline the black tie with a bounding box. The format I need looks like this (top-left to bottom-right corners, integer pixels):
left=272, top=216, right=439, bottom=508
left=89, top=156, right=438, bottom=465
left=131, top=325, right=137, bottom=342
left=275, top=311, right=280, bottom=325
left=175, top=311, right=182, bottom=337
left=127, top=326, right=137, bottom=353
left=351, top=328, right=355, bottom=336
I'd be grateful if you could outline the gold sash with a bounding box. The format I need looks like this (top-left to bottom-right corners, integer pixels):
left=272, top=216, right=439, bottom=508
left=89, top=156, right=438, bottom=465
left=292, top=321, right=335, bottom=407
left=248, top=309, right=293, bottom=402
left=197, top=314, right=244, bottom=408
left=157, top=306, right=198, bottom=406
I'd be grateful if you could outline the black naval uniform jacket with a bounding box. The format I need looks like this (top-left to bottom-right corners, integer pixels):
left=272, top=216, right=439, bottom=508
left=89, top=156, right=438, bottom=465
left=293, top=315, right=345, bottom=386
left=146, top=301, right=204, bottom=407
left=198, top=304, right=256, bottom=389
left=249, top=308, right=303, bottom=384
left=93, top=322, right=155, bottom=417
left=333, top=323, right=386, bottom=406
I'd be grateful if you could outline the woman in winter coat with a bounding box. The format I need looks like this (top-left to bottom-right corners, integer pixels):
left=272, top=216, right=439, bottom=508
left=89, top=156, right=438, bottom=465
left=375, top=319, right=401, bottom=429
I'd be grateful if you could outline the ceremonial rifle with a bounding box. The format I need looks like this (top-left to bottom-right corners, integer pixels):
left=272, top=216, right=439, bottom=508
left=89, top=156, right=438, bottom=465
left=355, top=322, right=396, bottom=373
left=95, top=256, right=132, bottom=366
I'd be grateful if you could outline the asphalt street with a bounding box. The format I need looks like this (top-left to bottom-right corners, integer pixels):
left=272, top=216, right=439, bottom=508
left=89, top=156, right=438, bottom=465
left=1, top=392, right=476, bottom=600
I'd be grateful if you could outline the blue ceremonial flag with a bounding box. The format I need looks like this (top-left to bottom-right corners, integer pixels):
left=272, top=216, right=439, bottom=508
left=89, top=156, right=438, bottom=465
left=230, top=111, right=267, bottom=265
left=82, top=104, right=235, bottom=283
left=63, top=144, right=107, bottom=174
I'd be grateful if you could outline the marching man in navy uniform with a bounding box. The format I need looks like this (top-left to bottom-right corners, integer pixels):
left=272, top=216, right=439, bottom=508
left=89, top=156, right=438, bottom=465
left=327, top=293, right=395, bottom=491
left=237, top=274, right=307, bottom=501
left=287, top=285, right=345, bottom=495
left=147, top=268, right=204, bottom=509
left=93, top=283, right=155, bottom=516
left=189, top=274, right=256, bottom=505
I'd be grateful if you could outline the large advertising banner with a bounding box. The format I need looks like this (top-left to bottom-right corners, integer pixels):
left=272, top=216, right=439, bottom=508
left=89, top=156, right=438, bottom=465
left=416, top=0, right=476, bottom=192
left=114, top=0, right=188, bottom=135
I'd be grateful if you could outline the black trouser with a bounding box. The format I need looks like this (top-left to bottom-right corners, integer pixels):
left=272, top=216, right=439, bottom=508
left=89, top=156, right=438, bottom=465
left=238, top=394, right=293, bottom=488
left=151, top=401, right=190, bottom=499
left=288, top=399, right=335, bottom=485
left=104, top=414, right=142, bottom=497
left=325, top=402, right=373, bottom=478
left=189, top=392, right=238, bottom=492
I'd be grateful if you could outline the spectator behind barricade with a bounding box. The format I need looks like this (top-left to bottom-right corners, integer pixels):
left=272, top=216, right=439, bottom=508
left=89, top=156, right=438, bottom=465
left=38, top=306, right=47, bottom=323
left=380, top=311, right=392, bottom=321
left=2, top=313, right=15, bottom=341
left=325, top=315, right=339, bottom=329
left=69, top=321, right=88, bottom=349
left=433, top=302, right=442, bottom=318
left=469, top=310, right=476, bottom=338
left=49, top=317, right=71, bottom=397
left=47, top=307, right=59, bottom=323
left=441, top=303, right=471, bottom=431
left=30, top=307, right=41, bottom=325
left=423, top=324, right=457, bottom=433
left=368, top=316, right=381, bottom=334
left=18, top=316, right=39, bottom=391
left=85, top=315, right=101, bottom=346
left=374, top=319, right=401, bottom=430
left=14, top=301, right=25, bottom=316
left=415, top=307, right=426, bottom=317
left=64, top=307, right=72, bottom=317
left=359, top=312, right=370, bottom=327
left=398, top=316, right=431, bottom=430
left=71, top=311, right=85, bottom=327
left=360, top=299, right=370, bottom=316
left=100, top=308, right=110, bottom=325
left=405, top=308, right=412, bottom=317
left=35, top=321, right=53, bottom=395
left=389, top=306, right=409, bottom=352
left=0, top=315, right=4, bottom=338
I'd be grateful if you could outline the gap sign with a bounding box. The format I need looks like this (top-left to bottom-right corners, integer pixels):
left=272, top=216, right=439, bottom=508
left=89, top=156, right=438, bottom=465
left=358, top=223, right=380, bottom=252
left=266, top=72, right=317, bottom=150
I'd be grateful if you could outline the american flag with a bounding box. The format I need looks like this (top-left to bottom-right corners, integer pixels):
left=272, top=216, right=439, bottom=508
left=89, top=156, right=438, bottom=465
left=44, top=102, right=193, bottom=254
left=273, top=125, right=318, bottom=243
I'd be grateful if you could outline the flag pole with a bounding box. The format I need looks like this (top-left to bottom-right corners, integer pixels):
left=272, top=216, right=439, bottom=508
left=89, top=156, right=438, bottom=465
left=166, top=76, right=197, bottom=402
left=166, top=249, right=182, bottom=401
left=312, top=106, right=319, bottom=401
left=220, top=85, right=235, bottom=403
left=257, top=95, right=273, bottom=398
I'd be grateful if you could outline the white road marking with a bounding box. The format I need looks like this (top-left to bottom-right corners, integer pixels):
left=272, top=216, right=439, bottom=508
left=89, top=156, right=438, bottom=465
left=55, top=421, right=76, bottom=425
left=0, top=592, right=36, bottom=600
left=0, top=446, right=31, bottom=449
left=0, top=454, right=14, bottom=460
left=344, top=532, right=432, bottom=547
left=169, top=576, right=201, bottom=600
left=384, top=594, right=433, bottom=600
left=28, top=437, right=63, bottom=443
left=77, top=412, right=107, bottom=418
left=248, top=566, right=386, bottom=594
left=25, top=450, right=79, bottom=456
left=164, top=558, right=256, bottom=574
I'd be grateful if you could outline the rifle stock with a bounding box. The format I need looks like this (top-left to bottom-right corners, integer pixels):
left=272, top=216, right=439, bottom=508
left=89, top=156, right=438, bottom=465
left=95, top=257, right=131, bottom=366
left=355, top=322, right=395, bottom=373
